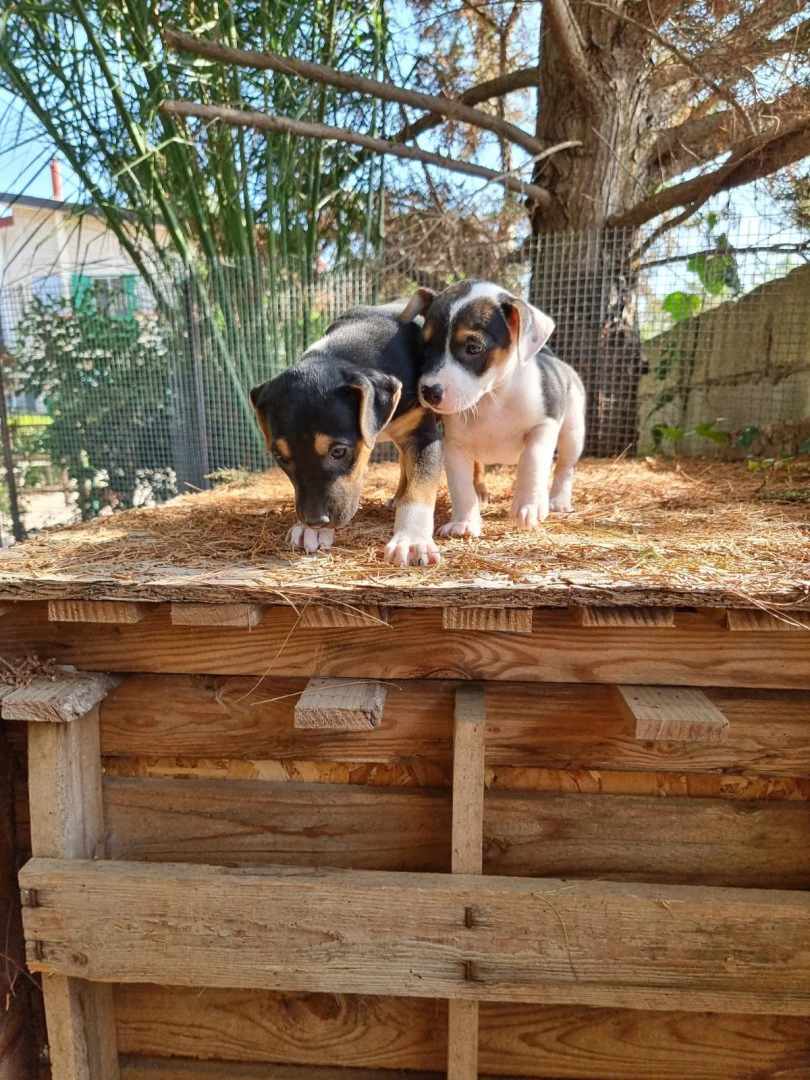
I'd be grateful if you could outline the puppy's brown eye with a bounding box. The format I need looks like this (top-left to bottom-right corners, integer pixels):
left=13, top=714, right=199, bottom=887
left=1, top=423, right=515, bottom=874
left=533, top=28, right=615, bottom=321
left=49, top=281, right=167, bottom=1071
left=273, top=450, right=290, bottom=466
left=330, top=444, right=349, bottom=460
left=466, top=341, right=484, bottom=355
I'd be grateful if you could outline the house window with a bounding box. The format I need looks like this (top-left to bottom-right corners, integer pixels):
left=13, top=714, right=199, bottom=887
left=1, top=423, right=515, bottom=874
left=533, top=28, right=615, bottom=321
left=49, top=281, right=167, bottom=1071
left=32, top=275, right=65, bottom=305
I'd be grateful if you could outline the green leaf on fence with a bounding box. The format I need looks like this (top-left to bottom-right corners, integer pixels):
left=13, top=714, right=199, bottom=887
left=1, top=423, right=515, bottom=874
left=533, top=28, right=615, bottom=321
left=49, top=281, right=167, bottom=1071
left=662, top=291, right=701, bottom=322
left=692, top=420, right=729, bottom=444
left=736, top=426, right=760, bottom=449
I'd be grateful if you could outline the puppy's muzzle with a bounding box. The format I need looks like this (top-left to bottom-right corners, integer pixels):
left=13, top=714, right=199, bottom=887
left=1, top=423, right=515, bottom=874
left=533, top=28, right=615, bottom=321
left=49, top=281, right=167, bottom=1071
left=420, top=382, right=443, bottom=408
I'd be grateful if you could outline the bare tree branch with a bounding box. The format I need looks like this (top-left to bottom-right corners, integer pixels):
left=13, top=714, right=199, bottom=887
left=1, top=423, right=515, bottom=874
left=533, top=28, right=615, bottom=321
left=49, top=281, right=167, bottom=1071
left=163, top=27, right=547, bottom=160
left=162, top=99, right=555, bottom=207
left=655, top=2, right=810, bottom=88
left=393, top=65, right=541, bottom=146
left=651, top=86, right=810, bottom=181
left=610, top=117, right=810, bottom=227
left=541, top=0, right=602, bottom=104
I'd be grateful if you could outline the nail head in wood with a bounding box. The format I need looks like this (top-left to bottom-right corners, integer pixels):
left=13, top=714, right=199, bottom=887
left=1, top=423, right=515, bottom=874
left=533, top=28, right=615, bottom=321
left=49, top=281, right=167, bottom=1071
left=1, top=672, right=121, bottom=723
left=575, top=605, right=675, bottom=628
left=294, top=677, right=389, bottom=730
left=48, top=599, right=151, bottom=624
left=443, top=607, right=532, bottom=633
left=617, top=684, right=730, bottom=743
left=171, top=602, right=264, bottom=628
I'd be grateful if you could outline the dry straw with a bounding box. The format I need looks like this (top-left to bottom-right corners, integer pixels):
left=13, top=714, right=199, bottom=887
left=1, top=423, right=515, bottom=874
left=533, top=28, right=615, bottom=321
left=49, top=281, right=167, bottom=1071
left=1, top=458, right=807, bottom=605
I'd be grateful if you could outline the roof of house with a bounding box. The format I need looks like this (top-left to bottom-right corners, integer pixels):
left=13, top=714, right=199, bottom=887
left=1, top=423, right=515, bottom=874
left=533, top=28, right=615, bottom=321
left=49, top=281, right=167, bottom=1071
left=0, top=192, right=96, bottom=216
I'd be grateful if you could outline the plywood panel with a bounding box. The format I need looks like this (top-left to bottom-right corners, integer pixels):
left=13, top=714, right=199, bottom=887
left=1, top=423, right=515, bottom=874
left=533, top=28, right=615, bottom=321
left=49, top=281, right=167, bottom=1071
left=3, top=606, right=809, bottom=688
left=21, top=859, right=810, bottom=1014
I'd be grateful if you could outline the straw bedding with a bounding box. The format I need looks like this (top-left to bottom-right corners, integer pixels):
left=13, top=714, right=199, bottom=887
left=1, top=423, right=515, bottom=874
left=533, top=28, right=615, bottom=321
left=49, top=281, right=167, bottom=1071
left=0, top=458, right=807, bottom=607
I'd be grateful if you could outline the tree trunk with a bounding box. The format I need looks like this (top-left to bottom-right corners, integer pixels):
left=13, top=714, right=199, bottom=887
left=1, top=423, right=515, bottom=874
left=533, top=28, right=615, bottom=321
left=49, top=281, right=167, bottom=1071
left=529, top=3, right=656, bottom=455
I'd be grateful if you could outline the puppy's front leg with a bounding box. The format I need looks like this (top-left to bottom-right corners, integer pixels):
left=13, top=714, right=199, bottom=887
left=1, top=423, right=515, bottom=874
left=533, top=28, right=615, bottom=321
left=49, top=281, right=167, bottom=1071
left=384, top=418, right=443, bottom=567
left=438, top=445, right=481, bottom=538
left=511, top=419, right=561, bottom=529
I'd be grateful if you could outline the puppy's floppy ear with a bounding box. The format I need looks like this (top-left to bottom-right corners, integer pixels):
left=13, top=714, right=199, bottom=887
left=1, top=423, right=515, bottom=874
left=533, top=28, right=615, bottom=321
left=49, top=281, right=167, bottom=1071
left=501, top=297, right=555, bottom=363
left=249, top=379, right=277, bottom=450
left=396, top=287, right=436, bottom=324
left=349, top=371, right=402, bottom=449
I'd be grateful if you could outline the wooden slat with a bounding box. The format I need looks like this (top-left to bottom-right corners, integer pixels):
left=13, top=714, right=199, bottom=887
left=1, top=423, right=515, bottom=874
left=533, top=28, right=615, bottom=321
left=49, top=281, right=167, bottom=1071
left=452, top=687, right=486, bottom=876
left=0, top=602, right=15, bottom=618
left=442, top=608, right=532, bottom=634
left=725, top=609, right=810, bottom=632
left=47, top=600, right=151, bottom=624
left=6, top=605, right=808, bottom=688
left=25, top=707, right=120, bottom=1080
left=449, top=686, right=486, bottom=1080
left=115, top=988, right=448, bottom=1070
left=115, top=988, right=810, bottom=1080
left=21, top=859, right=810, bottom=1014
left=2, top=674, right=120, bottom=723
left=121, top=1060, right=439, bottom=1080
left=104, top=779, right=450, bottom=871
left=0, top=731, right=36, bottom=1079
left=617, top=685, right=730, bottom=742
left=300, top=605, right=388, bottom=629
left=295, top=679, right=389, bottom=730
left=98, top=676, right=810, bottom=778
left=574, top=606, right=676, bottom=628
left=101, top=778, right=810, bottom=887
left=170, top=603, right=264, bottom=628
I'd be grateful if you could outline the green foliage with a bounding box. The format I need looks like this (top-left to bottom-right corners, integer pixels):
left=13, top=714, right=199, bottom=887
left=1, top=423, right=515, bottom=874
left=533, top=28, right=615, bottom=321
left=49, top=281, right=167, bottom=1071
left=662, top=291, right=701, bottom=322
left=686, top=235, right=741, bottom=296
left=14, top=292, right=175, bottom=518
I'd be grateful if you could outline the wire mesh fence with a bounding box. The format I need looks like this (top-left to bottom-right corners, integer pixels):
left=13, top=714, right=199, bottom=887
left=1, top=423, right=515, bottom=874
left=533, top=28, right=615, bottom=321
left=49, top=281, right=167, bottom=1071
left=0, top=207, right=808, bottom=542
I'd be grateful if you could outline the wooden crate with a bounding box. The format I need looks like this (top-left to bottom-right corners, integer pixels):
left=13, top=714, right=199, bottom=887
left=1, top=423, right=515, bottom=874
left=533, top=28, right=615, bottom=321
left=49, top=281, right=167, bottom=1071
left=0, top=457, right=808, bottom=1080
left=0, top=590, right=808, bottom=1080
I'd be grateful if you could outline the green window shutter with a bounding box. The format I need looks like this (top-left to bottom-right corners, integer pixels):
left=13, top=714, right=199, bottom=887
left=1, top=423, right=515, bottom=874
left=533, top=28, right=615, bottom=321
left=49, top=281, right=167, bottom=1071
left=123, top=275, right=138, bottom=315
left=71, top=273, right=94, bottom=311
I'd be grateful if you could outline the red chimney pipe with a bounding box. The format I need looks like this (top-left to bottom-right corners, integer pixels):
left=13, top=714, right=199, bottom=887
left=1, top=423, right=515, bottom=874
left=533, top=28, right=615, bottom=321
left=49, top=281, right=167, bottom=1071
left=50, top=157, right=63, bottom=201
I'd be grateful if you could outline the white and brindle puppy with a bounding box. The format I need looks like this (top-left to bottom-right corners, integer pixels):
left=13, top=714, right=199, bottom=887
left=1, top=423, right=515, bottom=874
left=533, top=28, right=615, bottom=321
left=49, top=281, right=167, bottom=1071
left=400, top=281, right=586, bottom=537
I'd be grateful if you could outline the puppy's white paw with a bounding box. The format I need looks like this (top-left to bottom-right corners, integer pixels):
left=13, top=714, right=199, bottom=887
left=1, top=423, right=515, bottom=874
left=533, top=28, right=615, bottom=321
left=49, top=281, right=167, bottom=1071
left=287, top=524, right=335, bottom=554
left=510, top=496, right=549, bottom=530
left=549, top=494, right=573, bottom=513
left=384, top=534, right=441, bottom=567
left=438, top=518, right=482, bottom=539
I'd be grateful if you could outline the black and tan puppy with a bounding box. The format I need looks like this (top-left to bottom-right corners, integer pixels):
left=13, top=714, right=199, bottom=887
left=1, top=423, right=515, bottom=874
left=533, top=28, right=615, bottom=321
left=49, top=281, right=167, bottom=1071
left=250, top=301, right=443, bottom=566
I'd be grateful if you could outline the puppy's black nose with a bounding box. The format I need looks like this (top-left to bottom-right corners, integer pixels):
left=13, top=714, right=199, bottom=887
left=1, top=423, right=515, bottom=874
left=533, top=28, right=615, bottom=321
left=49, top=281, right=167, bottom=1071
left=421, top=383, right=443, bottom=407
left=306, top=514, right=331, bottom=527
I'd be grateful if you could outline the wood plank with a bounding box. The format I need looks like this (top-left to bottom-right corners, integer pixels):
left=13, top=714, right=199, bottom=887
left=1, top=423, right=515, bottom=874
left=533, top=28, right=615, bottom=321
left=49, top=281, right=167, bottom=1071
left=483, top=791, right=810, bottom=888
left=101, top=779, right=810, bottom=888
left=2, top=674, right=120, bottom=724
left=121, top=1059, right=439, bottom=1080
left=98, top=676, right=810, bottom=778
left=5, top=605, right=810, bottom=689
left=294, top=679, right=389, bottom=730
left=0, top=730, right=36, bottom=1079
left=115, top=988, right=810, bottom=1080
left=21, top=859, right=810, bottom=1014
left=25, top=707, right=120, bottom=1080
left=299, top=605, right=388, bottom=628
left=449, top=686, right=486, bottom=1080
left=442, top=608, right=532, bottom=634
left=0, top=602, right=15, bottom=617
left=115, top=988, right=448, bottom=1070
left=574, top=606, right=675, bottom=628
left=47, top=600, right=151, bottom=624
left=103, top=779, right=450, bottom=871
left=452, top=686, right=486, bottom=876
left=725, top=609, right=810, bottom=632
left=616, top=685, right=730, bottom=743
left=170, top=603, right=264, bottom=628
